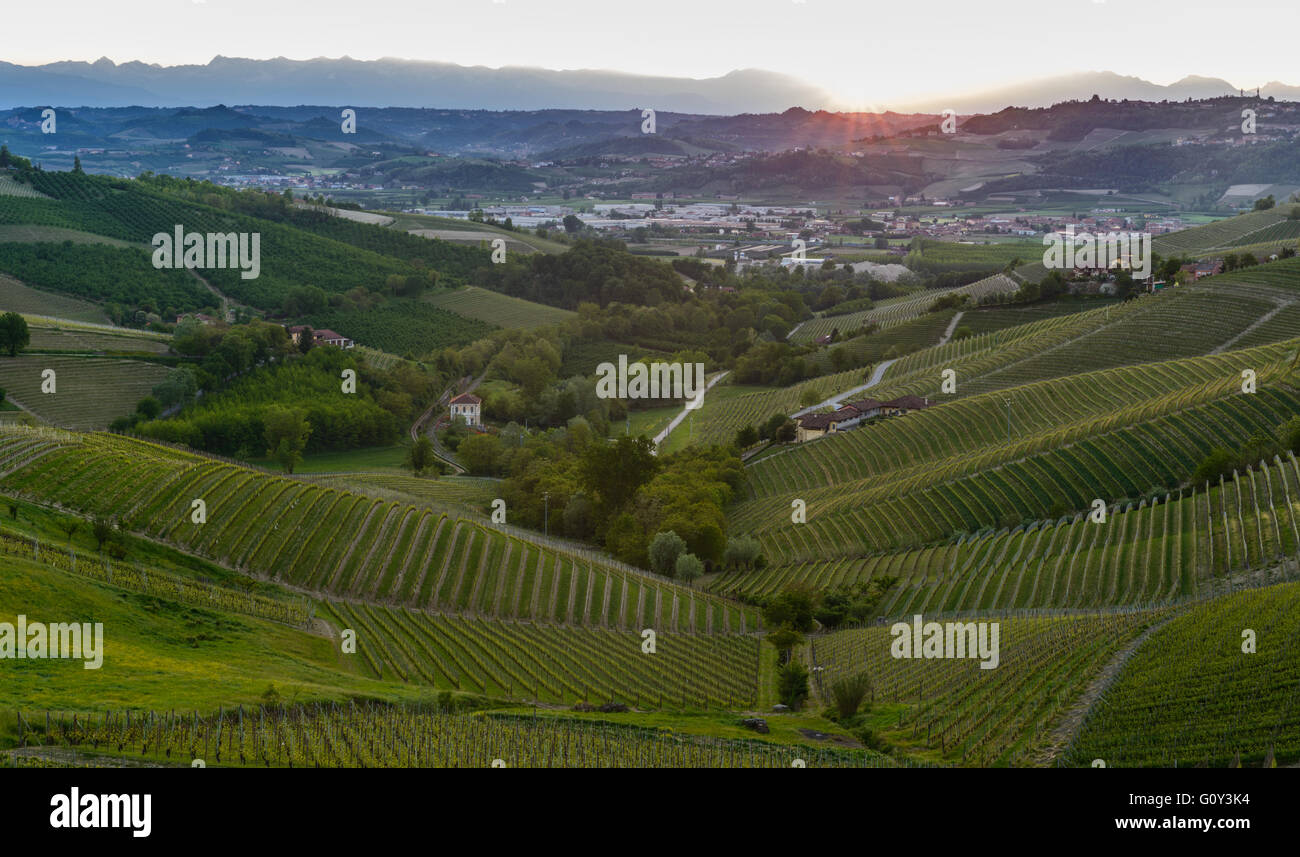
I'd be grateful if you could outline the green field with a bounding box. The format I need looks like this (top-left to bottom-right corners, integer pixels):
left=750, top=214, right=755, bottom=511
left=0, top=274, right=112, bottom=324
left=0, top=355, right=174, bottom=429
left=423, top=286, right=575, bottom=329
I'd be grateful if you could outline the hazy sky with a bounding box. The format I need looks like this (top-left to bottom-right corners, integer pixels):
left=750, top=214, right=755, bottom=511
left=16, top=0, right=1300, bottom=107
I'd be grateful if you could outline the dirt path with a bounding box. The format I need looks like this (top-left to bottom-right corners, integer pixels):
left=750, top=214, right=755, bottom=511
left=937, top=311, right=965, bottom=346
left=1033, top=612, right=1178, bottom=766
left=1212, top=299, right=1295, bottom=354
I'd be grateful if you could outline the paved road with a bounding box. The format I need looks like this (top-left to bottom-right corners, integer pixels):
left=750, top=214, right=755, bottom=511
left=652, top=370, right=729, bottom=449
left=790, top=358, right=898, bottom=419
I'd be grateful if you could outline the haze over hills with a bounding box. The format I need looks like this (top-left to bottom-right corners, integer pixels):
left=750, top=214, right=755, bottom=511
left=4, top=57, right=1300, bottom=114
left=0, top=57, right=834, bottom=114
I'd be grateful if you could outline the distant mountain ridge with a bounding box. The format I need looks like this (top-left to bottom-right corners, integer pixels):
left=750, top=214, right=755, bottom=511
left=905, top=71, right=1300, bottom=114
left=0, top=57, right=834, bottom=114
left=5, top=58, right=1300, bottom=114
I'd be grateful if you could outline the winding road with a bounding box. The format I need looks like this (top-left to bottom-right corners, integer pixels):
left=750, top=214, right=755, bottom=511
left=790, top=358, right=898, bottom=419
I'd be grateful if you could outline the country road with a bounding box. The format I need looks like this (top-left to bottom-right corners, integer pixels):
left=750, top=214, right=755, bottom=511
left=652, top=370, right=729, bottom=450
left=790, top=358, right=897, bottom=419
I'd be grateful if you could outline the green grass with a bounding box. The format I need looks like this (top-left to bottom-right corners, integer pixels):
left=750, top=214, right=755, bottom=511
left=0, top=555, right=415, bottom=718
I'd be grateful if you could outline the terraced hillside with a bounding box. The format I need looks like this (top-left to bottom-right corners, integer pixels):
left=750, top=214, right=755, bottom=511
left=325, top=602, right=760, bottom=707
left=793, top=272, right=1019, bottom=342
left=0, top=355, right=174, bottom=429
left=723, top=454, right=1300, bottom=613
left=810, top=610, right=1157, bottom=766
left=1065, top=582, right=1300, bottom=767
left=0, top=427, right=756, bottom=632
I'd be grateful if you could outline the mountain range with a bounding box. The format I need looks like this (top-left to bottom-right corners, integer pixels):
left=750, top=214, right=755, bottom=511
left=4, top=57, right=1300, bottom=114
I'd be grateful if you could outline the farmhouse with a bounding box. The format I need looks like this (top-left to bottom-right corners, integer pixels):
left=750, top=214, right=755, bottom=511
left=795, top=396, right=929, bottom=443
left=449, top=392, right=482, bottom=427
left=881, top=395, right=931, bottom=416
left=795, top=412, right=834, bottom=443
left=286, top=325, right=355, bottom=349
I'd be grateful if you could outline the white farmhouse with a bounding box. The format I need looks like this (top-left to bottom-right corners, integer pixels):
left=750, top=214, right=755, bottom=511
left=449, top=392, right=482, bottom=427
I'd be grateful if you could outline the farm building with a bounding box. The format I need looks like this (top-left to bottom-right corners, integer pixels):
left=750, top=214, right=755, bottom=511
left=449, top=392, right=482, bottom=427
left=286, top=325, right=355, bottom=349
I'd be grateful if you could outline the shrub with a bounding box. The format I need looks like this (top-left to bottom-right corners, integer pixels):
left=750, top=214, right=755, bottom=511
left=777, top=662, right=810, bottom=710
left=830, top=673, right=872, bottom=719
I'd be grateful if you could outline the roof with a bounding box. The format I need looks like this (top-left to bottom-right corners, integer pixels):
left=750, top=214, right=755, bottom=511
left=314, top=329, right=348, bottom=340
left=797, top=413, right=834, bottom=430
left=884, top=395, right=930, bottom=410
left=831, top=405, right=860, bottom=419
left=449, top=392, right=482, bottom=406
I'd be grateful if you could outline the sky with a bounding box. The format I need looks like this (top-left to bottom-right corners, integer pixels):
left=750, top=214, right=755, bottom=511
left=15, top=0, right=1300, bottom=108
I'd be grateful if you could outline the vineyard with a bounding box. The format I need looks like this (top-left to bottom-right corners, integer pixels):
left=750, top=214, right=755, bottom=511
left=0, top=274, right=111, bottom=324
left=810, top=610, right=1157, bottom=766
left=741, top=338, right=1294, bottom=515
left=1065, top=581, right=1300, bottom=767
left=423, top=286, right=575, bottom=329
left=0, top=426, right=756, bottom=632
left=792, top=272, right=1020, bottom=342
left=0, top=355, right=174, bottom=429
left=719, top=454, right=1300, bottom=616
left=0, top=525, right=310, bottom=626
left=324, top=602, right=760, bottom=707
left=19, top=704, right=895, bottom=768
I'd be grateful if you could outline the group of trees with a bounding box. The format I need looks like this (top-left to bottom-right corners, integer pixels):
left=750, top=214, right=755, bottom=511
left=1192, top=416, right=1300, bottom=486
left=124, top=327, right=437, bottom=467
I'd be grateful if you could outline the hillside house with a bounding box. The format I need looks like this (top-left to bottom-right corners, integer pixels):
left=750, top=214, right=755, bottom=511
left=449, top=392, right=482, bottom=427
left=287, top=325, right=355, bottom=349
left=881, top=395, right=931, bottom=416
left=795, top=412, right=834, bottom=443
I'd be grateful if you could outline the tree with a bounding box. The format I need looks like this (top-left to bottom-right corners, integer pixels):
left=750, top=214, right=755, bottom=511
left=774, top=419, right=798, bottom=444
left=92, top=516, right=114, bottom=551
left=0, top=145, right=9, bottom=168
left=264, top=407, right=312, bottom=474
left=152, top=366, right=198, bottom=408
left=734, top=425, right=759, bottom=449
left=459, top=433, right=504, bottom=476
left=135, top=396, right=162, bottom=419
left=723, top=534, right=763, bottom=571
left=777, top=662, right=810, bottom=709
left=763, top=586, right=816, bottom=632
left=73, top=155, right=83, bottom=174
left=580, top=435, right=659, bottom=522
left=648, top=530, right=687, bottom=577
left=0, top=312, right=30, bottom=357
left=563, top=214, right=584, bottom=234
left=674, top=552, right=704, bottom=585
left=766, top=625, right=804, bottom=664
left=405, top=436, right=438, bottom=476
left=1192, top=447, right=1236, bottom=486
left=297, top=325, right=314, bottom=354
